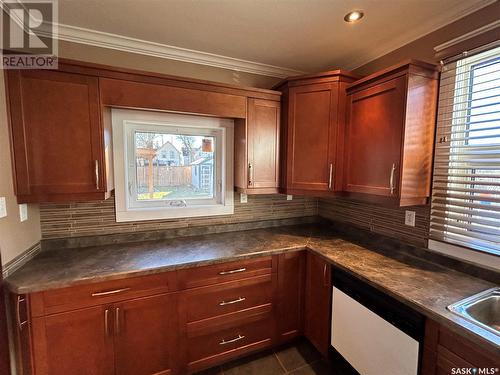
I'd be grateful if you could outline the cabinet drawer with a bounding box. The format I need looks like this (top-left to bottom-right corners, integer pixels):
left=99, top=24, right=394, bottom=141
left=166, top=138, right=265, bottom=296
left=177, top=256, right=275, bottom=289
left=184, top=274, right=273, bottom=322
left=37, top=273, right=175, bottom=316
left=187, top=311, right=273, bottom=373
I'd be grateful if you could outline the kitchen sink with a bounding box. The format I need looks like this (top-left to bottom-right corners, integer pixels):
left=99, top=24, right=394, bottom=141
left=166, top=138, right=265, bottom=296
left=448, top=287, right=500, bottom=337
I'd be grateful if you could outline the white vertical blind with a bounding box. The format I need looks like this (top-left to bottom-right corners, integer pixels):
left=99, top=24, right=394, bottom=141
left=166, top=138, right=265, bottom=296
left=430, top=45, right=500, bottom=256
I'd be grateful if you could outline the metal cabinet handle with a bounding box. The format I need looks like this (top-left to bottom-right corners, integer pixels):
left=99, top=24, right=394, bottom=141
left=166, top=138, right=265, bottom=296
left=115, top=307, right=121, bottom=335
left=219, top=334, right=245, bottom=345
left=219, top=268, right=246, bottom=275
left=328, top=163, right=334, bottom=190
left=16, top=296, right=27, bottom=330
left=104, top=309, right=111, bottom=336
left=219, top=297, right=246, bottom=306
left=91, top=287, right=131, bottom=297
left=248, top=163, right=253, bottom=186
left=95, top=160, right=100, bottom=190
left=389, top=163, right=396, bottom=195
left=323, top=264, right=329, bottom=286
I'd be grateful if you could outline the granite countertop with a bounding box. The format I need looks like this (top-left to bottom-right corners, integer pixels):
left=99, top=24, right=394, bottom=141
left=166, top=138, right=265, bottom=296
left=5, top=224, right=500, bottom=351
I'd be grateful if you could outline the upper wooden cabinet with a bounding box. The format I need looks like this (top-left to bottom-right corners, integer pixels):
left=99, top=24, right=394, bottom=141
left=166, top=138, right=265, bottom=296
left=343, top=60, right=439, bottom=206
left=275, top=71, right=358, bottom=195
left=5, top=59, right=281, bottom=203
left=234, top=98, right=280, bottom=194
left=5, top=68, right=113, bottom=203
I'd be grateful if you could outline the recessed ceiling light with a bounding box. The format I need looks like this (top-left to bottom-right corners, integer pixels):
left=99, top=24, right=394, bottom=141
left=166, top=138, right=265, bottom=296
left=344, top=10, right=364, bottom=23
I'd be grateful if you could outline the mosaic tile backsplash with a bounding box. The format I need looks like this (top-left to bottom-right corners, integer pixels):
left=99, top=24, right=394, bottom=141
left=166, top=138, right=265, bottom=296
left=40, top=194, right=318, bottom=239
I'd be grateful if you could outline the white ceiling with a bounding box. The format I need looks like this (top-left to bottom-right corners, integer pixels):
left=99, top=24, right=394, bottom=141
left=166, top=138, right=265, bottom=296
left=56, top=0, right=491, bottom=76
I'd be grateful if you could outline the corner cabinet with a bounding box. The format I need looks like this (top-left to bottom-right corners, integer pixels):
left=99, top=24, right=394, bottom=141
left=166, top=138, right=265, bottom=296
left=276, top=251, right=306, bottom=343
left=343, top=60, right=439, bottom=206
left=234, top=98, right=280, bottom=194
left=5, top=68, right=113, bottom=203
left=275, top=71, right=358, bottom=196
left=303, top=251, right=331, bottom=357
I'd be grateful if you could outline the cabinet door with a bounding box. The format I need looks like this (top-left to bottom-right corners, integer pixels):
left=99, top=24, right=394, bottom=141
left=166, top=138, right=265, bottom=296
left=6, top=69, right=105, bottom=202
left=304, top=252, right=331, bottom=357
left=247, top=98, right=280, bottom=191
left=344, top=76, right=406, bottom=197
left=277, top=251, right=305, bottom=344
left=287, top=83, right=338, bottom=192
left=1, top=275, right=11, bottom=375
left=31, top=305, right=114, bottom=375
left=114, top=294, right=175, bottom=375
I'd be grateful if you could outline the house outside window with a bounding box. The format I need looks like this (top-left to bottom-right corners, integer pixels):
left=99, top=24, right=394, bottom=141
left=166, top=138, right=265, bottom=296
left=429, top=44, right=500, bottom=270
left=112, top=109, right=234, bottom=222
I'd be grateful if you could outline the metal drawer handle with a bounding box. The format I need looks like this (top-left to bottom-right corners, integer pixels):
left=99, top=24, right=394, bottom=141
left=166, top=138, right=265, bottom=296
left=16, top=296, right=28, bottom=330
left=219, top=297, right=246, bottom=306
left=219, top=334, right=245, bottom=345
left=219, top=268, right=246, bottom=275
left=91, top=287, right=131, bottom=297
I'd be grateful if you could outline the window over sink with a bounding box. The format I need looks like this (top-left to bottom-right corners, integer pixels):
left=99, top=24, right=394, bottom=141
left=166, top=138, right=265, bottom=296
left=112, top=109, right=234, bottom=222
left=429, top=44, right=500, bottom=269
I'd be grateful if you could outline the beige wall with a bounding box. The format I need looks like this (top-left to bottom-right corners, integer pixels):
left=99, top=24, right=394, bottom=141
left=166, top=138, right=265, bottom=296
left=0, top=73, right=41, bottom=266
left=353, top=1, right=500, bottom=76
left=58, top=41, right=281, bottom=89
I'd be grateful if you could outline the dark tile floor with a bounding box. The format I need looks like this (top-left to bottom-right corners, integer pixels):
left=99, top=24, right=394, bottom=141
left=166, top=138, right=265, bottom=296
left=195, top=339, right=343, bottom=375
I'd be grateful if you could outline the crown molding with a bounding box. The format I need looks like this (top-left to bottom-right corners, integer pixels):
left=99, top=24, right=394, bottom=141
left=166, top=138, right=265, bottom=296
left=45, top=23, right=305, bottom=79
left=344, top=0, right=496, bottom=71
left=434, top=19, right=500, bottom=52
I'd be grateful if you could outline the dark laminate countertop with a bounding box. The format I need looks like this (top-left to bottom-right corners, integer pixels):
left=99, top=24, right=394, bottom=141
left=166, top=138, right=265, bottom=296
left=5, top=224, right=500, bottom=351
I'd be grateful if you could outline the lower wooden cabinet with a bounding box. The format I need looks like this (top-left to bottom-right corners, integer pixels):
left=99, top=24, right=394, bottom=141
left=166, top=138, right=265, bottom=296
left=178, top=257, right=278, bottom=373
left=276, top=251, right=305, bottom=343
left=31, top=305, right=115, bottom=375
left=304, top=251, right=331, bottom=357
left=27, top=294, right=176, bottom=375
left=422, top=320, right=500, bottom=375
left=13, top=253, right=496, bottom=375
left=113, top=294, right=177, bottom=375
left=10, top=256, right=284, bottom=375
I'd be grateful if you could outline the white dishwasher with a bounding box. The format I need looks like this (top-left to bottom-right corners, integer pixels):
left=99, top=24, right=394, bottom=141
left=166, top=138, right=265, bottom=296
left=331, top=268, right=425, bottom=375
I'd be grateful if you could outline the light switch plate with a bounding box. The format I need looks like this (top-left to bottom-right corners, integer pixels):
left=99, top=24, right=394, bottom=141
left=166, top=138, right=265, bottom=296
left=287, top=195, right=293, bottom=201
left=19, top=204, right=28, bottom=222
left=405, top=210, right=416, bottom=227
left=0, top=197, right=6, bottom=218
left=240, top=193, right=248, bottom=203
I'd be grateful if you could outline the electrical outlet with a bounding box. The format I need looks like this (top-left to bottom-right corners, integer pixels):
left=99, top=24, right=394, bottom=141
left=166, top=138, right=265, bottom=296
left=287, top=195, right=293, bottom=201
left=19, top=204, right=28, bottom=222
left=405, top=210, right=416, bottom=227
left=240, top=193, right=248, bottom=203
left=0, top=197, right=6, bottom=218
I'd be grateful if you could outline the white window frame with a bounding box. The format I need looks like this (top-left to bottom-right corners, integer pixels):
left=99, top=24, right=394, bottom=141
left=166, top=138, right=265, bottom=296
left=112, top=108, right=234, bottom=222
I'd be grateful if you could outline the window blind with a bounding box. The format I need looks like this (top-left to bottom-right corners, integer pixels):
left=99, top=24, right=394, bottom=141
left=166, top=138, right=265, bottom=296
left=430, top=45, right=500, bottom=256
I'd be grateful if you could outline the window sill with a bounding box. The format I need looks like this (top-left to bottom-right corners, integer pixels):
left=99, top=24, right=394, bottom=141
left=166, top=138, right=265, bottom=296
left=428, top=239, right=500, bottom=272
left=115, top=204, right=234, bottom=222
